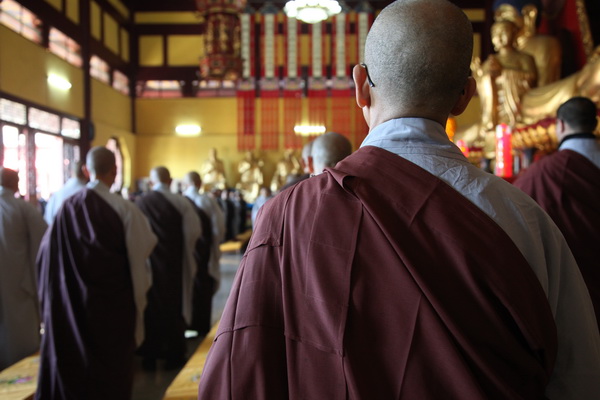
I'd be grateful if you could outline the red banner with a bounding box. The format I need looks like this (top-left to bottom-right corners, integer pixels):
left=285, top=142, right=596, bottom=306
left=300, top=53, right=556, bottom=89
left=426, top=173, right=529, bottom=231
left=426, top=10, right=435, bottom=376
left=330, top=89, right=353, bottom=137
left=261, top=90, right=280, bottom=150
left=307, top=89, right=327, bottom=140
left=495, top=123, right=513, bottom=179
left=237, top=89, right=256, bottom=151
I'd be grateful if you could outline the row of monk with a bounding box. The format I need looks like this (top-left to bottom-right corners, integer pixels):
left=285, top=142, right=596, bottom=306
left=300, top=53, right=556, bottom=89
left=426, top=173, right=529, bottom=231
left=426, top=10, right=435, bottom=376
left=1, top=152, right=232, bottom=398
left=0, top=127, right=356, bottom=399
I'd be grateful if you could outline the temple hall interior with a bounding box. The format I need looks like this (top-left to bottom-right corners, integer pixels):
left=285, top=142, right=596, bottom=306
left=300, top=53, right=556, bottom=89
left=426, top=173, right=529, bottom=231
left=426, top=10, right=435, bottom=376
left=1, top=0, right=599, bottom=398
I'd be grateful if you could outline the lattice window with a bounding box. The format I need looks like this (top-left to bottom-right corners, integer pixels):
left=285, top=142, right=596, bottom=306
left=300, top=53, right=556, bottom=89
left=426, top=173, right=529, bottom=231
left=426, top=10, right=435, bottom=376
left=0, top=98, right=26, bottom=125
left=49, top=27, right=83, bottom=67
left=112, top=70, right=130, bottom=95
left=0, top=0, right=42, bottom=44
left=90, top=55, right=110, bottom=84
left=28, top=107, right=60, bottom=134
left=138, top=80, right=182, bottom=98
left=61, top=117, right=80, bottom=139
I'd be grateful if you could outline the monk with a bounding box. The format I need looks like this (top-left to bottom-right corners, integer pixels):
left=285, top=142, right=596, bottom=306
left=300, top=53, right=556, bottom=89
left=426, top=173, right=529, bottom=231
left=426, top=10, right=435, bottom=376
left=514, top=96, right=600, bottom=328
left=198, top=1, right=600, bottom=399
left=0, top=167, right=46, bottom=371
left=136, top=166, right=200, bottom=370
left=310, top=131, right=353, bottom=174
left=36, top=147, right=157, bottom=400
left=184, top=171, right=225, bottom=336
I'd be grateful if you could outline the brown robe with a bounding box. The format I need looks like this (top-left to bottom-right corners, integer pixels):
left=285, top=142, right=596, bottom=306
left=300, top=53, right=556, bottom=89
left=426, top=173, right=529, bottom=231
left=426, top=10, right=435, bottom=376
left=198, top=147, right=557, bottom=399
left=135, top=191, right=185, bottom=361
left=514, top=149, right=600, bottom=327
left=187, top=197, right=215, bottom=336
left=36, top=189, right=135, bottom=400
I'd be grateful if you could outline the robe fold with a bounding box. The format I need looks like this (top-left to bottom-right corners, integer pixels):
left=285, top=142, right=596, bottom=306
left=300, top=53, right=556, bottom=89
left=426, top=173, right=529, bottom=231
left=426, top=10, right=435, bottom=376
left=36, top=189, right=135, bottom=400
left=198, top=147, right=557, bottom=400
left=187, top=198, right=215, bottom=335
left=514, top=149, right=600, bottom=326
left=136, top=191, right=186, bottom=360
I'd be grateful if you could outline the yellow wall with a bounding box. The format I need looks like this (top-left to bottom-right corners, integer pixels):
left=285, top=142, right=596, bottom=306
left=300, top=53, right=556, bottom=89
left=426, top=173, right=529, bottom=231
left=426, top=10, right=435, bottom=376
left=0, top=26, right=84, bottom=118
left=136, top=98, right=238, bottom=181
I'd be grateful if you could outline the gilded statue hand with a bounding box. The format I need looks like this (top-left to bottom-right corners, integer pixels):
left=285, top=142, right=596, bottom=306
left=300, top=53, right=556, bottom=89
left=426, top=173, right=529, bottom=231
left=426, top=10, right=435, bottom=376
left=483, top=55, right=502, bottom=76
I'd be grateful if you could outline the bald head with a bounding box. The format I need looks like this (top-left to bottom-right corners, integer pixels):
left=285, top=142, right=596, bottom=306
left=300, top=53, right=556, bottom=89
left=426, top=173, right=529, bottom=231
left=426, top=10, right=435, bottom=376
left=86, top=146, right=116, bottom=186
left=311, top=132, right=353, bottom=174
left=0, top=167, right=19, bottom=192
left=185, top=171, right=202, bottom=189
left=150, top=166, right=171, bottom=185
left=363, top=0, right=473, bottom=118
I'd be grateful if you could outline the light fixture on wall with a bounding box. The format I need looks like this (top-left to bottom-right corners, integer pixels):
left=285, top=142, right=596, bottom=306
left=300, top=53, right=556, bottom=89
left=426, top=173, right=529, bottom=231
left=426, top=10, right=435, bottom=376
left=284, top=0, right=342, bottom=24
left=47, top=74, right=72, bottom=90
left=175, top=124, right=202, bottom=137
left=294, top=125, right=327, bottom=136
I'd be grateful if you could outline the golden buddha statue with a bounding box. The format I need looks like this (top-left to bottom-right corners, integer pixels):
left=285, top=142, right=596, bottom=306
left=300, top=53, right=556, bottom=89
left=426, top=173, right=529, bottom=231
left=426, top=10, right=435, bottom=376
left=270, top=149, right=301, bottom=193
left=200, top=148, right=227, bottom=192
left=235, top=151, right=264, bottom=203
left=521, top=45, right=600, bottom=124
left=495, top=4, right=562, bottom=87
left=472, top=20, right=538, bottom=136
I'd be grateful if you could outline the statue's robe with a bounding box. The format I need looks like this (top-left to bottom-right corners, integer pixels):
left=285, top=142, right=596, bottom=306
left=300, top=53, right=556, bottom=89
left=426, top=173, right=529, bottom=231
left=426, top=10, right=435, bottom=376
left=514, top=149, right=600, bottom=327
left=198, top=147, right=557, bottom=399
left=135, top=191, right=186, bottom=361
left=37, top=189, right=138, bottom=400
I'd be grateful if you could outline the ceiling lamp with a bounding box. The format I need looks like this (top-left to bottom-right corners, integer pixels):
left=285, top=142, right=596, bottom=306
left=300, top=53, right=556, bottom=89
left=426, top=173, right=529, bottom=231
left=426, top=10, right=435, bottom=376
left=284, top=0, right=342, bottom=24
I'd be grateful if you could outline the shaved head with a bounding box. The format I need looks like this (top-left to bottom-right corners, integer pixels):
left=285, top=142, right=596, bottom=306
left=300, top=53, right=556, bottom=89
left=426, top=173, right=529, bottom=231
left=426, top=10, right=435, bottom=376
left=150, top=166, right=171, bottom=184
left=0, top=167, right=19, bottom=192
left=86, top=146, right=116, bottom=176
left=185, top=171, right=202, bottom=188
left=311, top=132, right=353, bottom=174
left=364, top=0, right=473, bottom=116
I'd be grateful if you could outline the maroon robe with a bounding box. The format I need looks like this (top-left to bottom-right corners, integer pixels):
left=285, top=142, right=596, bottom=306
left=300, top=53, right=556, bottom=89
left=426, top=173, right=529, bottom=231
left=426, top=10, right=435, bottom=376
left=198, top=147, right=557, bottom=400
left=36, top=189, right=135, bottom=400
left=514, top=149, right=600, bottom=326
left=187, top=197, right=215, bottom=336
left=135, top=191, right=185, bottom=362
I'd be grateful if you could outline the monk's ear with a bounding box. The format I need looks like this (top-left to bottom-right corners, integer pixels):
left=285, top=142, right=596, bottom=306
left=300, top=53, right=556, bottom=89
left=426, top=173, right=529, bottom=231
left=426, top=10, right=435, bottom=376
left=353, top=64, right=371, bottom=109
left=450, top=77, right=476, bottom=116
left=82, top=165, right=91, bottom=179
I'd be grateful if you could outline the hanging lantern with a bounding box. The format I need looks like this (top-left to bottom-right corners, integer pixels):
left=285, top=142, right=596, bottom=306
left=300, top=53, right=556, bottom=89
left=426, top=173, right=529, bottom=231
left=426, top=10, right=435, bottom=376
left=196, top=0, right=246, bottom=80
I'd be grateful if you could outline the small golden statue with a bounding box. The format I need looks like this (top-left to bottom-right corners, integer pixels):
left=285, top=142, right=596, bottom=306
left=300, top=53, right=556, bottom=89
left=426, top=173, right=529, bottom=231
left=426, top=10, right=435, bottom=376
left=270, top=149, right=301, bottom=193
left=495, top=4, right=562, bottom=87
left=471, top=19, right=538, bottom=154
left=200, top=148, right=227, bottom=192
left=236, top=151, right=264, bottom=203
